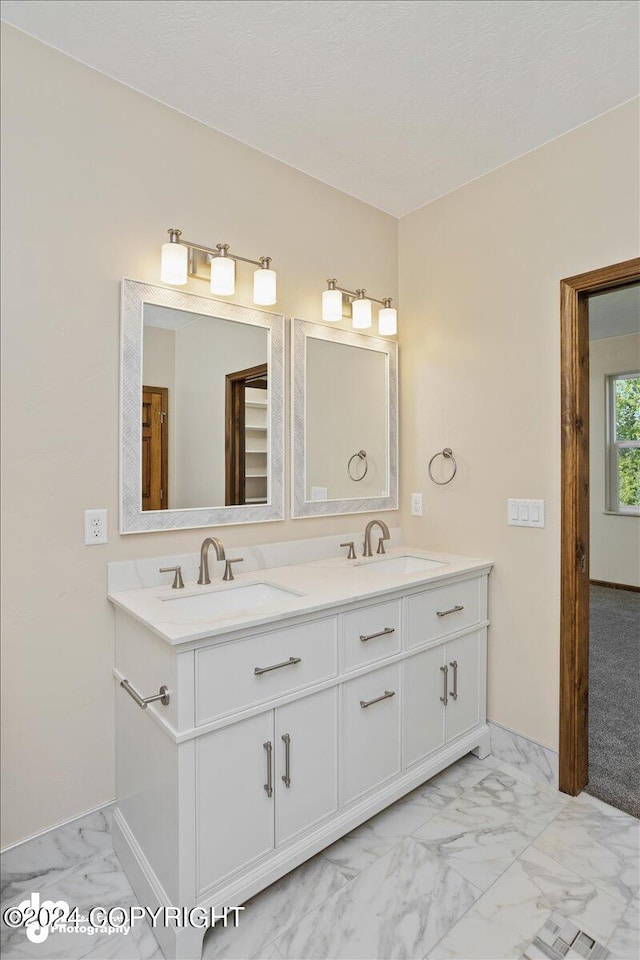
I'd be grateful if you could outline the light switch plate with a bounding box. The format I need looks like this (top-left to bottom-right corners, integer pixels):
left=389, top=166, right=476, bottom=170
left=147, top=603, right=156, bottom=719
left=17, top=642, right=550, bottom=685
left=507, top=499, right=545, bottom=528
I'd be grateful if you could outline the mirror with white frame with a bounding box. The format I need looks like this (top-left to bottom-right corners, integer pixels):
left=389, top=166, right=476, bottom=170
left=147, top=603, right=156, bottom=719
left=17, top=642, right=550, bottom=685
left=120, top=280, right=284, bottom=533
left=292, top=318, right=398, bottom=517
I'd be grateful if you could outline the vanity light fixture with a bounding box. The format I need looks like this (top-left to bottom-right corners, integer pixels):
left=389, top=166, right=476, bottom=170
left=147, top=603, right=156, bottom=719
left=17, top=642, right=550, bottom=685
left=160, top=228, right=277, bottom=306
left=321, top=279, right=397, bottom=336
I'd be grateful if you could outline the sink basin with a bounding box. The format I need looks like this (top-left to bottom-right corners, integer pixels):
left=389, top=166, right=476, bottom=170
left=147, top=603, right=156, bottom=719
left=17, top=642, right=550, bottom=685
left=158, top=582, right=303, bottom=620
left=358, top=555, right=447, bottom=575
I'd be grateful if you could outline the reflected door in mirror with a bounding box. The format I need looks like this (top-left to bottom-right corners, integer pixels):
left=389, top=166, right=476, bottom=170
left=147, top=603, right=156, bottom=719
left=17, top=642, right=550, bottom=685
left=141, top=304, right=269, bottom=511
left=225, top=364, right=268, bottom=505
left=142, top=386, right=168, bottom=510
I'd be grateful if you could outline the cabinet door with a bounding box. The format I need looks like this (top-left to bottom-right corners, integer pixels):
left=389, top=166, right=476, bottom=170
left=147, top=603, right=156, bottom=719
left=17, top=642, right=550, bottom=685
left=275, top=688, right=338, bottom=845
left=342, top=663, right=401, bottom=805
left=196, top=712, right=274, bottom=895
left=403, top=645, right=445, bottom=768
left=444, top=631, right=480, bottom=743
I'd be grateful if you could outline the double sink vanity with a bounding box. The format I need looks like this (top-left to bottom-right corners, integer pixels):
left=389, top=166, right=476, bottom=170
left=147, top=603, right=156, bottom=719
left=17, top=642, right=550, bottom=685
left=113, top=279, right=493, bottom=958
left=109, top=531, right=492, bottom=960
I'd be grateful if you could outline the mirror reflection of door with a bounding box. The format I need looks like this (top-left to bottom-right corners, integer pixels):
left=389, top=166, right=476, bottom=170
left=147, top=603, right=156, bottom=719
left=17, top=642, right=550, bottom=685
left=142, top=386, right=168, bottom=510
left=225, top=364, right=268, bottom=506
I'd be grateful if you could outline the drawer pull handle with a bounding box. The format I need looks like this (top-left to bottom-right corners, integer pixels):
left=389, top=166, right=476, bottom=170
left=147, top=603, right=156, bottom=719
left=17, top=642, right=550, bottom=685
left=450, top=660, right=458, bottom=700
left=440, top=665, right=448, bottom=706
left=360, top=689, right=395, bottom=709
left=254, top=656, right=302, bottom=676
left=359, top=626, right=395, bottom=643
left=120, top=679, right=170, bottom=709
left=263, top=741, right=273, bottom=798
left=436, top=604, right=464, bottom=618
left=281, top=733, right=291, bottom=788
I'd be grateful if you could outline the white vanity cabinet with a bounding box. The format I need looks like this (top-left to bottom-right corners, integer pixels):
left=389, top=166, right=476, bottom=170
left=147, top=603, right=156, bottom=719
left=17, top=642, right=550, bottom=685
left=196, top=686, right=338, bottom=897
left=112, top=566, right=491, bottom=960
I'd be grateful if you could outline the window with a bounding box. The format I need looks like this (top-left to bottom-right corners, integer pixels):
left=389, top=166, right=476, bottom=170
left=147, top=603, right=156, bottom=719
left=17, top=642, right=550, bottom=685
left=606, top=372, right=640, bottom=515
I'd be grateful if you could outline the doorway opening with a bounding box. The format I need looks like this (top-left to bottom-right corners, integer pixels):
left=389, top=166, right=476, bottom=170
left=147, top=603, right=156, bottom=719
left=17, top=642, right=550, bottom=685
left=559, top=258, right=640, bottom=810
left=225, top=363, right=268, bottom=506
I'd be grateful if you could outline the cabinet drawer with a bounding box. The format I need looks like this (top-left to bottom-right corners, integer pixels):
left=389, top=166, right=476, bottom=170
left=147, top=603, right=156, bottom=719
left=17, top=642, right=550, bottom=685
left=195, top=617, right=338, bottom=724
left=407, top=578, right=481, bottom=648
left=342, top=663, right=401, bottom=805
left=341, top=600, right=401, bottom=672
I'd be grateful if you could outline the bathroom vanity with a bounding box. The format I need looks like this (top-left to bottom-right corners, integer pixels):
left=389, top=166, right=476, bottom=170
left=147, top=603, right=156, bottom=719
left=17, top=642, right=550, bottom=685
left=109, top=545, right=492, bottom=960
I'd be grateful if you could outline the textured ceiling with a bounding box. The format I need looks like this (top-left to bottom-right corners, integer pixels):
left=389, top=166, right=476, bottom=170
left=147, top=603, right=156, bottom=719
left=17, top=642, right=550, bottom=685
left=589, top=285, right=640, bottom=341
left=2, top=0, right=638, bottom=216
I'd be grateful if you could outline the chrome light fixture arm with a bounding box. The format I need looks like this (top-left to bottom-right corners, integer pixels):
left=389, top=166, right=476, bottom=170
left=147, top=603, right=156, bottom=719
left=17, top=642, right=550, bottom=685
left=161, top=228, right=276, bottom=305
left=165, top=229, right=269, bottom=268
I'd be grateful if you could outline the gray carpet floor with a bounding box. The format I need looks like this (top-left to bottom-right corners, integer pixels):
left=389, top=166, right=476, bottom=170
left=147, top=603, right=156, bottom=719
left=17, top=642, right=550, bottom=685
left=586, top=585, right=640, bottom=818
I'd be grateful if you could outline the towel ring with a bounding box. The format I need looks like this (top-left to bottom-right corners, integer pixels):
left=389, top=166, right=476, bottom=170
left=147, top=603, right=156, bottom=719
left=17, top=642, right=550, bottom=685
left=428, top=447, right=457, bottom=485
left=347, top=450, right=368, bottom=482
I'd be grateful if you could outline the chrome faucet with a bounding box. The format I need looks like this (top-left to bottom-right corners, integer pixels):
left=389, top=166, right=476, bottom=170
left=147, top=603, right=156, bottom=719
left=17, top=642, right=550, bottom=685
left=362, top=519, right=391, bottom=557
left=198, top=536, right=226, bottom=585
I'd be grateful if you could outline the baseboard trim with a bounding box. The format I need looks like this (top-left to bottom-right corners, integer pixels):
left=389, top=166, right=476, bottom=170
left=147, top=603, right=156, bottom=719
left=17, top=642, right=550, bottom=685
left=590, top=579, right=640, bottom=593
left=1, top=799, right=116, bottom=855
left=488, top=720, right=558, bottom=789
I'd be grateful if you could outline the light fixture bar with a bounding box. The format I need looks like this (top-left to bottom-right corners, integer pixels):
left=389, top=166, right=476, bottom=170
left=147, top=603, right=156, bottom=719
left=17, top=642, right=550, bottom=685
left=331, top=283, right=389, bottom=307
left=321, top=278, right=397, bottom=335
left=161, top=228, right=277, bottom=305
left=174, top=235, right=265, bottom=268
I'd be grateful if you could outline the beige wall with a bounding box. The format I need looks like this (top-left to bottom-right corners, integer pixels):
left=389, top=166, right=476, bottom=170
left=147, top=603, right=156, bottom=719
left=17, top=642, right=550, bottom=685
left=589, top=334, right=640, bottom=587
left=2, top=21, right=639, bottom=848
left=0, top=25, right=398, bottom=847
left=399, top=98, right=639, bottom=751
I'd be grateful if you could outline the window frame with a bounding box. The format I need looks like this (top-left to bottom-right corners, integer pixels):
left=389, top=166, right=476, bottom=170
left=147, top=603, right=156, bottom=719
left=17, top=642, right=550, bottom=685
left=605, top=370, right=640, bottom=516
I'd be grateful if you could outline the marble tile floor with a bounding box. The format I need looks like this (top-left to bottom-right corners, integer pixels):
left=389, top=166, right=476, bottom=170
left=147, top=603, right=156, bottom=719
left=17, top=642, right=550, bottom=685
left=1, top=754, right=638, bottom=960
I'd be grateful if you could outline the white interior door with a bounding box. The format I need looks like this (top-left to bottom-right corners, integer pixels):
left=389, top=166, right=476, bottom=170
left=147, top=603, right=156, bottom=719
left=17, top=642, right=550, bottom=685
left=196, top=712, right=274, bottom=895
left=275, top=687, right=338, bottom=845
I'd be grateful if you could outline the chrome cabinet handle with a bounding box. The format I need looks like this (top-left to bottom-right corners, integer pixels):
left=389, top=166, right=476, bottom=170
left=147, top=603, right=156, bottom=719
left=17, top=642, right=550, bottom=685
left=440, top=665, right=449, bottom=705
left=436, top=604, right=464, bottom=618
left=449, top=660, right=458, bottom=700
left=121, top=679, right=170, bottom=709
left=359, top=626, right=395, bottom=643
left=254, top=656, right=302, bottom=676
left=263, top=741, right=273, bottom=797
left=360, top=689, right=395, bottom=709
left=281, top=733, right=291, bottom=788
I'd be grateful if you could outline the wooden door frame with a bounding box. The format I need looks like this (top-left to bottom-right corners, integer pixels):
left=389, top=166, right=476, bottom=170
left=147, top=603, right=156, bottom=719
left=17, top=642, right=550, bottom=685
left=225, top=363, right=268, bottom=505
left=142, top=385, right=168, bottom=511
left=559, top=257, right=640, bottom=795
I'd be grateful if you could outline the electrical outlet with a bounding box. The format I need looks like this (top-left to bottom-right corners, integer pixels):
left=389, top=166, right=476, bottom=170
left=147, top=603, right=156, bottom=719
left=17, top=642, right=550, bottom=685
left=410, top=492, right=423, bottom=517
left=85, top=508, right=107, bottom=544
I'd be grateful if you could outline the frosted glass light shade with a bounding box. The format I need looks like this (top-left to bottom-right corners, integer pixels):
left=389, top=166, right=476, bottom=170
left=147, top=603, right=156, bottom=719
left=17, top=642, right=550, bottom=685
left=352, top=297, right=372, bottom=329
left=210, top=255, right=235, bottom=295
left=322, top=288, right=343, bottom=322
left=378, top=306, right=397, bottom=336
left=253, top=268, right=277, bottom=305
left=160, top=242, right=188, bottom=285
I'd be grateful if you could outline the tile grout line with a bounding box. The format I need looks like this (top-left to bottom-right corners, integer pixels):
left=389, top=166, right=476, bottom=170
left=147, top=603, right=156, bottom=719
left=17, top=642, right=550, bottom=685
left=419, top=774, right=575, bottom=958
left=0, top=846, right=118, bottom=912
left=263, top=762, right=500, bottom=958
left=249, top=761, right=500, bottom=957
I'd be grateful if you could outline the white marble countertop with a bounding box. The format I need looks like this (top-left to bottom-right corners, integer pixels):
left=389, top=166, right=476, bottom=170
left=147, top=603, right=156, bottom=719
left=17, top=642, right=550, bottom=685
left=108, top=547, right=493, bottom=646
